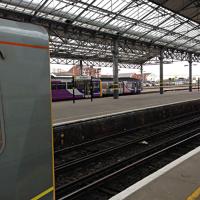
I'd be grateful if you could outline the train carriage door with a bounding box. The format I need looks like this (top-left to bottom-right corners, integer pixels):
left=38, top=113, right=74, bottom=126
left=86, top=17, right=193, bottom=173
left=122, top=81, right=125, bottom=95
left=132, top=81, right=136, bottom=94
left=86, top=80, right=91, bottom=97
left=85, top=80, right=89, bottom=97
left=135, top=81, right=137, bottom=93
left=134, top=81, right=137, bottom=93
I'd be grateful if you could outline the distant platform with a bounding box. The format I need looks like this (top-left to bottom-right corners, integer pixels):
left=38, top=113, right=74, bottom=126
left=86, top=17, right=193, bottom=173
left=142, top=86, right=198, bottom=93
left=52, top=90, right=200, bottom=125
left=110, top=146, right=200, bottom=200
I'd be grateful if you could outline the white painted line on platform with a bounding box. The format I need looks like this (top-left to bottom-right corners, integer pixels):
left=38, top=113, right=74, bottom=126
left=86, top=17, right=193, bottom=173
left=109, top=146, right=200, bottom=200
left=53, top=97, right=200, bottom=127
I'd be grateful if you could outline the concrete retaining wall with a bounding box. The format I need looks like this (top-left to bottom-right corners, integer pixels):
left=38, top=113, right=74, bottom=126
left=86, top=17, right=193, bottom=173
left=54, top=99, right=200, bottom=148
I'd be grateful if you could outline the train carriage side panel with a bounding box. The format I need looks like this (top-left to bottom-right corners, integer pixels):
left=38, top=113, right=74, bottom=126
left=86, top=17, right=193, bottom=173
left=0, top=19, right=54, bottom=199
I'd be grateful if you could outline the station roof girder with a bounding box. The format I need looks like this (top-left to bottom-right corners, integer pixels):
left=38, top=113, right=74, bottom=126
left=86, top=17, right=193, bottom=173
left=0, top=0, right=200, bottom=66
left=149, top=0, right=200, bottom=24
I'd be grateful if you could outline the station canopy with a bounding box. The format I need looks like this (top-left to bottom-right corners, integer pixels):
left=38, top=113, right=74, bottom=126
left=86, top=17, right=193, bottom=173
left=149, top=0, right=200, bottom=24
left=0, top=0, right=200, bottom=66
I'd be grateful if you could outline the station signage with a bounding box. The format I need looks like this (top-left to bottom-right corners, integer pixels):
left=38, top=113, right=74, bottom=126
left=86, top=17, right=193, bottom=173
left=75, top=76, right=91, bottom=80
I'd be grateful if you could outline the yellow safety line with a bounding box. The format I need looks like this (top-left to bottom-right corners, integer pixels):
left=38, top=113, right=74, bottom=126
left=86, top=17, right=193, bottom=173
left=31, top=186, right=54, bottom=200
left=186, top=187, right=200, bottom=200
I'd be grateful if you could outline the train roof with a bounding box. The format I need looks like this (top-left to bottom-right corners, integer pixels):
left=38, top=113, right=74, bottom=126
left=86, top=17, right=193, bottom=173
left=100, top=77, right=140, bottom=81
left=51, top=73, right=140, bottom=82
left=51, top=73, right=100, bottom=81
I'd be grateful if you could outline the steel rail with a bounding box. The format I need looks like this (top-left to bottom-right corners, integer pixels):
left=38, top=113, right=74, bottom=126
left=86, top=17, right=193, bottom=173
left=56, top=128, right=200, bottom=199
left=55, top=115, right=200, bottom=172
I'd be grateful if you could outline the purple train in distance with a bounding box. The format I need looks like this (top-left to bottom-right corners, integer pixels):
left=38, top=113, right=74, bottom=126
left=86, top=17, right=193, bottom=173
left=51, top=80, right=83, bottom=101
left=51, top=78, right=101, bottom=101
left=51, top=75, right=142, bottom=101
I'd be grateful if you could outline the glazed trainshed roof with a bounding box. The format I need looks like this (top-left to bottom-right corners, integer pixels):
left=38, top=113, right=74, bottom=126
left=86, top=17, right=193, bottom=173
left=149, top=0, right=200, bottom=24
left=0, top=0, right=200, bottom=66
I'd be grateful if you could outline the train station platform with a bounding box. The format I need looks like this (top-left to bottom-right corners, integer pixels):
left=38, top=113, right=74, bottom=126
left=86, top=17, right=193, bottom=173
left=110, top=146, right=200, bottom=200
left=52, top=90, right=200, bottom=124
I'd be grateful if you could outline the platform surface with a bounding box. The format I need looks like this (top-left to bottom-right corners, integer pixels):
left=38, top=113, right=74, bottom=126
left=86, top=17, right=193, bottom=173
left=110, top=146, right=200, bottom=200
left=52, top=90, right=200, bottom=124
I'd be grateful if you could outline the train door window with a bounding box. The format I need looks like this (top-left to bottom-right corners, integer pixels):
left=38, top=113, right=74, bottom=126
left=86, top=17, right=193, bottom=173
left=93, top=82, right=100, bottom=89
left=136, top=82, right=138, bottom=88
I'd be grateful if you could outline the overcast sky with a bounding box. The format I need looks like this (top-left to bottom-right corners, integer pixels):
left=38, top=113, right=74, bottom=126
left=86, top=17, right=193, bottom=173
left=51, top=61, right=200, bottom=80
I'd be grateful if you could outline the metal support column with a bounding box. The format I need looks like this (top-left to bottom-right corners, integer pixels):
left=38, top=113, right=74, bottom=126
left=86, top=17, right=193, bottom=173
left=80, top=60, right=83, bottom=76
left=159, top=49, right=164, bottom=94
left=112, top=39, right=119, bottom=99
left=140, top=64, right=143, bottom=91
left=188, top=54, right=192, bottom=92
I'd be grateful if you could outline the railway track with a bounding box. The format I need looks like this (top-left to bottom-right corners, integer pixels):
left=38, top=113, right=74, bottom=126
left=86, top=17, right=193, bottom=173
left=81, top=131, right=200, bottom=200
left=54, top=112, right=200, bottom=200
left=54, top=111, right=199, bottom=165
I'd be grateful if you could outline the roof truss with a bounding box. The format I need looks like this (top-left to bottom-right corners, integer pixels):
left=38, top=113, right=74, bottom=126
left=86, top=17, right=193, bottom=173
left=0, top=0, right=200, bottom=66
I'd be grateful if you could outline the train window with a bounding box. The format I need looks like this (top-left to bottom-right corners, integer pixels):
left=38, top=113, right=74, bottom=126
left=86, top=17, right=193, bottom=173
left=67, top=82, right=73, bottom=89
left=57, top=83, right=66, bottom=90
left=102, top=82, right=107, bottom=89
left=93, top=82, right=99, bottom=89
left=51, top=84, right=57, bottom=90
left=76, top=82, right=84, bottom=90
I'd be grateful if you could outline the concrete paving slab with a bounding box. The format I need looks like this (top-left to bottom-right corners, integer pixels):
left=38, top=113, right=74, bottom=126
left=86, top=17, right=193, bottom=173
left=110, top=147, right=200, bottom=200
left=52, top=91, right=200, bottom=124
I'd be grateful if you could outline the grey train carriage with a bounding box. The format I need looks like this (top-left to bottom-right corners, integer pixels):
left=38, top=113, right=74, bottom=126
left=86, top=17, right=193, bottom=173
left=0, top=19, right=54, bottom=199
